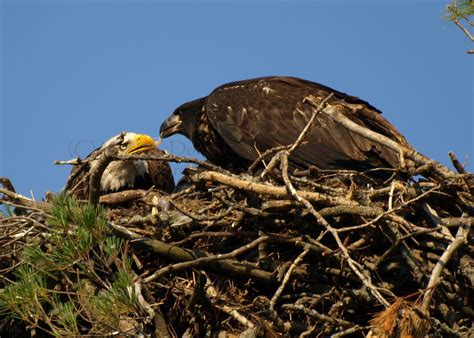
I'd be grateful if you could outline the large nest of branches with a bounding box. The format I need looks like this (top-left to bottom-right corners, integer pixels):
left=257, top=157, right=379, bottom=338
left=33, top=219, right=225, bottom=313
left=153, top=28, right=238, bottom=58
left=0, top=123, right=472, bottom=337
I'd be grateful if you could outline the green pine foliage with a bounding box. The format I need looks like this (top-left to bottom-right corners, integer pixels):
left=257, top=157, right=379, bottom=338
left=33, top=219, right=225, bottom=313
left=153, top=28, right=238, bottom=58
left=0, top=265, right=47, bottom=321
left=0, top=204, right=14, bottom=217
left=0, top=194, right=141, bottom=336
left=445, top=0, right=474, bottom=21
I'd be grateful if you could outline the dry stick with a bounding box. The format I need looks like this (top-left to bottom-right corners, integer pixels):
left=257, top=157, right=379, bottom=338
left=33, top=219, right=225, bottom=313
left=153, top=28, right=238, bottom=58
left=192, top=171, right=358, bottom=207
left=330, top=325, right=366, bottom=337
left=203, top=273, right=256, bottom=329
left=454, top=18, right=474, bottom=41
left=421, top=219, right=471, bottom=312
left=0, top=188, right=50, bottom=213
left=99, top=189, right=148, bottom=205
left=153, top=309, right=171, bottom=338
left=374, top=226, right=444, bottom=268
left=109, top=222, right=274, bottom=283
left=448, top=151, right=467, bottom=174
left=62, top=133, right=126, bottom=195
left=133, top=282, right=155, bottom=321
left=88, top=146, right=119, bottom=204
left=171, top=231, right=257, bottom=246
left=281, top=304, right=353, bottom=328
left=421, top=202, right=454, bottom=240
left=248, top=145, right=288, bottom=172
left=168, top=199, right=234, bottom=221
left=260, top=150, right=285, bottom=179
left=388, top=181, right=396, bottom=211
left=53, top=158, right=84, bottom=166
left=279, top=154, right=390, bottom=308
left=116, top=153, right=225, bottom=173
left=450, top=0, right=474, bottom=40
left=304, top=98, right=456, bottom=179
left=142, top=235, right=269, bottom=283
left=441, top=216, right=474, bottom=227
left=259, top=92, right=334, bottom=178
left=269, top=245, right=310, bottom=311
left=288, top=93, right=335, bottom=154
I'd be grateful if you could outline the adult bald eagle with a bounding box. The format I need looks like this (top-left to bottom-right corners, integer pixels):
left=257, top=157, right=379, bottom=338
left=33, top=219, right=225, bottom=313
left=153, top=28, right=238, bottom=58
left=160, top=76, right=411, bottom=173
left=66, top=132, right=175, bottom=199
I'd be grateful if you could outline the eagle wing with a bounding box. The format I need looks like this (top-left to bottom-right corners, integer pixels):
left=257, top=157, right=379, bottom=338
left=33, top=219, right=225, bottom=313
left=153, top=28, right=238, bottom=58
left=64, top=144, right=106, bottom=200
left=205, top=76, right=409, bottom=170
left=145, top=148, right=175, bottom=193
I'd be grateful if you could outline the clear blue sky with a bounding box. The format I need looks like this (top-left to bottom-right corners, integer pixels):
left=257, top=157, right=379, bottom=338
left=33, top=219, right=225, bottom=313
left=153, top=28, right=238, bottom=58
left=1, top=1, right=472, bottom=198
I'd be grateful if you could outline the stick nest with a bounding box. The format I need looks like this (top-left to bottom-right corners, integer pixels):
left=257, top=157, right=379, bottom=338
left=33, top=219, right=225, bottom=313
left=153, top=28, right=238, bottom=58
left=1, top=153, right=472, bottom=337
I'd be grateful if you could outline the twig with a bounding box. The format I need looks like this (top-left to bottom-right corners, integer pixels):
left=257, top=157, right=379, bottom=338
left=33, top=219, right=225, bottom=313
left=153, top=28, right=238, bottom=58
left=374, top=226, right=445, bottom=267
left=304, top=98, right=456, bottom=179
left=53, top=158, right=85, bottom=166
left=421, top=202, right=454, bottom=240
left=330, top=325, right=366, bottom=337
left=134, top=282, right=155, bottom=321
left=142, top=236, right=269, bottom=283
left=204, top=273, right=255, bottom=329
left=192, top=170, right=358, bottom=207
left=453, top=18, right=474, bottom=41
left=168, top=199, right=234, bottom=221
left=0, top=188, right=50, bottom=213
left=88, top=146, right=119, bottom=204
left=388, top=181, right=396, bottom=211
left=279, top=153, right=390, bottom=308
left=288, top=92, right=334, bottom=154
left=99, top=189, right=148, bottom=204
left=153, top=309, right=171, bottom=338
left=115, top=153, right=225, bottom=173
left=258, top=92, right=334, bottom=177
left=448, top=151, right=467, bottom=174
left=171, top=231, right=256, bottom=245
left=248, top=145, right=288, bottom=173
left=281, top=304, right=353, bottom=328
left=109, top=223, right=273, bottom=283
left=269, top=245, right=310, bottom=311
left=421, top=218, right=471, bottom=312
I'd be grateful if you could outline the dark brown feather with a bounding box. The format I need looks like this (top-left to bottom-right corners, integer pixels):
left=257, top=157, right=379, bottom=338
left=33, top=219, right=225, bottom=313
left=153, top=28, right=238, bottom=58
left=145, top=148, right=176, bottom=193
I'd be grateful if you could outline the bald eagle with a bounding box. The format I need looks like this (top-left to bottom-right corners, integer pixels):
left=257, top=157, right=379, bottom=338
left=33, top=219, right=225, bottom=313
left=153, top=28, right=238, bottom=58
left=160, top=76, right=411, bottom=173
left=65, top=132, right=175, bottom=199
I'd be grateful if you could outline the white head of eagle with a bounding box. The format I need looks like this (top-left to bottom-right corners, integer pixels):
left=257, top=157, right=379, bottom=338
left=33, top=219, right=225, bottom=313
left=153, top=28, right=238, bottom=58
left=65, top=132, right=175, bottom=199
left=89, top=132, right=157, bottom=192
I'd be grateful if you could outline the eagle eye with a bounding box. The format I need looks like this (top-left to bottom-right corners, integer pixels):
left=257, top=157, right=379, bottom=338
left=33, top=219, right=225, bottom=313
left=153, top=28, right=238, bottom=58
left=119, top=143, right=128, bottom=150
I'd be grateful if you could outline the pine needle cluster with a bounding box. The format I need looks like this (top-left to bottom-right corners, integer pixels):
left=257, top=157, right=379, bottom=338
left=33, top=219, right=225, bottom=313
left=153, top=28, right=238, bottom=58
left=0, top=194, right=141, bottom=336
left=445, top=0, right=474, bottom=21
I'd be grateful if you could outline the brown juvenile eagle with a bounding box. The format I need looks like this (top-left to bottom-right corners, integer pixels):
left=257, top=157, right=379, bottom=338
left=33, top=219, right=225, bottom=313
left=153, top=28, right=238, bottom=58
left=160, top=76, right=410, bottom=173
left=65, top=132, right=175, bottom=199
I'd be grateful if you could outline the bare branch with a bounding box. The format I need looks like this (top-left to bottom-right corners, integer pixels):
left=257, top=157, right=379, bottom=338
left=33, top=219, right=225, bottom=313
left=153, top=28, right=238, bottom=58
left=421, top=217, right=471, bottom=312
left=454, top=19, right=474, bottom=41
left=279, top=153, right=390, bottom=308
left=109, top=222, right=273, bottom=283
left=288, top=93, right=334, bottom=154
left=88, top=146, right=119, bottom=204
left=303, top=98, right=456, bottom=179
left=204, top=273, right=256, bottom=329
left=269, top=245, right=310, bottom=311
left=142, top=235, right=269, bottom=283
left=191, top=170, right=358, bottom=207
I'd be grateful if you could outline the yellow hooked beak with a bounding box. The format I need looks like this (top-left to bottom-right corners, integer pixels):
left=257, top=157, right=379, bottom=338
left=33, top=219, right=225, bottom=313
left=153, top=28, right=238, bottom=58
left=125, top=134, right=156, bottom=155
